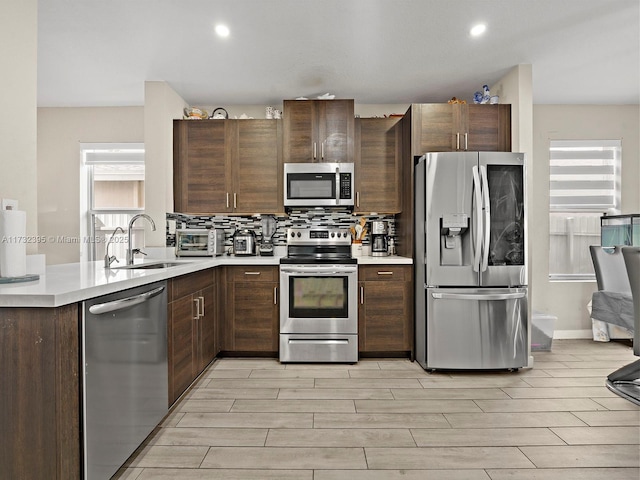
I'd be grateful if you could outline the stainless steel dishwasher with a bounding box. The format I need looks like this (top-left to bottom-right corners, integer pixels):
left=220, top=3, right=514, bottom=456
left=82, top=281, right=168, bottom=479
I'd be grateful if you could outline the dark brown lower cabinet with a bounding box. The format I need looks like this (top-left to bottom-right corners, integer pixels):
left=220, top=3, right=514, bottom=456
left=168, top=268, right=217, bottom=405
left=222, top=266, right=279, bottom=354
left=0, top=304, right=81, bottom=480
left=358, top=265, right=413, bottom=356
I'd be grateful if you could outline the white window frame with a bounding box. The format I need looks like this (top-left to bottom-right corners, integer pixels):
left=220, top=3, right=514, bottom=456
left=548, top=139, right=621, bottom=281
left=80, top=143, right=145, bottom=263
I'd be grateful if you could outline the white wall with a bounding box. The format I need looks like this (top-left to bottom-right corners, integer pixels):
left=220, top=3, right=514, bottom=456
left=1, top=1, right=37, bottom=250
left=37, top=107, right=144, bottom=264
left=144, top=82, right=188, bottom=247
left=532, top=105, right=640, bottom=335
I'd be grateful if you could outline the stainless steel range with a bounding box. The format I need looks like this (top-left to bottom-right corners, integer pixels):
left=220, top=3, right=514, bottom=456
left=279, top=228, right=358, bottom=363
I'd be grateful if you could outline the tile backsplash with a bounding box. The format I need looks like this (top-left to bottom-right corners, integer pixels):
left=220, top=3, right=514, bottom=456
left=166, top=209, right=396, bottom=247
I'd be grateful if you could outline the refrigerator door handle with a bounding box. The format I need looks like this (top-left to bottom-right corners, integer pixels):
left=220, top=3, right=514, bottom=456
left=472, top=165, right=483, bottom=272
left=431, top=292, right=526, bottom=301
left=480, top=165, right=491, bottom=272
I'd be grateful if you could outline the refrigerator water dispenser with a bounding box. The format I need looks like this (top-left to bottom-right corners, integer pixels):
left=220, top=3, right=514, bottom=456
left=440, top=213, right=469, bottom=265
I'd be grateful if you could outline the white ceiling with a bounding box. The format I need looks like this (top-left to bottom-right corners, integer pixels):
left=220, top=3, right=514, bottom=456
left=37, top=0, right=640, bottom=107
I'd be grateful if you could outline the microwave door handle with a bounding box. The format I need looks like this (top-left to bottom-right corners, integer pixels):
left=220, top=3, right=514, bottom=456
left=335, top=167, right=340, bottom=205
left=472, top=165, right=483, bottom=272
left=480, top=165, right=490, bottom=272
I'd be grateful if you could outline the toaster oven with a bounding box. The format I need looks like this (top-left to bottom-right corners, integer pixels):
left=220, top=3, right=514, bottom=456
left=175, top=229, right=225, bottom=257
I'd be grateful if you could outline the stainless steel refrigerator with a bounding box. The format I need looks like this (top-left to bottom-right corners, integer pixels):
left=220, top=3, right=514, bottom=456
left=415, top=152, right=528, bottom=370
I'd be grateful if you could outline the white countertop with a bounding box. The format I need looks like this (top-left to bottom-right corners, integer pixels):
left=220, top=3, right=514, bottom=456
left=0, top=254, right=412, bottom=308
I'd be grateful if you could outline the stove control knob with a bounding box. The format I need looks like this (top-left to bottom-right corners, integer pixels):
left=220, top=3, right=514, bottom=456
left=290, top=232, right=295, bottom=238
left=297, top=232, right=301, bottom=238
left=331, top=232, right=335, bottom=238
left=342, top=232, right=347, bottom=237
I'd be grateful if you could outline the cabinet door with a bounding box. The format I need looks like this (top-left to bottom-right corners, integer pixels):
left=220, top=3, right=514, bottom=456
left=226, top=267, right=278, bottom=353
left=169, top=295, right=196, bottom=404
left=465, top=104, right=511, bottom=152
left=355, top=117, right=402, bottom=213
left=197, top=284, right=217, bottom=371
left=318, top=99, right=354, bottom=163
left=233, top=119, right=282, bottom=213
left=173, top=120, right=232, bottom=214
left=283, top=100, right=316, bottom=162
left=359, top=266, right=413, bottom=353
left=418, top=104, right=456, bottom=153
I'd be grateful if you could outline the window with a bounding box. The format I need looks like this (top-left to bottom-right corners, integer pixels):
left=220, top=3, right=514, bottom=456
left=549, top=139, right=621, bottom=280
left=80, top=143, right=145, bottom=262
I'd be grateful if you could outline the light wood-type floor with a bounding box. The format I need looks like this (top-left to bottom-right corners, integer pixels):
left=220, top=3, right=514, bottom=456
left=116, top=339, right=640, bottom=479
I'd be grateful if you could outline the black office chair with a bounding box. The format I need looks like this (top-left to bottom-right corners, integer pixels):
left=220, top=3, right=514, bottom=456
left=605, top=246, right=640, bottom=405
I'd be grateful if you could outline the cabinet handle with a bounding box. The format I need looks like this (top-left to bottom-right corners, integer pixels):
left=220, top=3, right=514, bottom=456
left=274, top=286, right=278, bottom=305
left=377, top=271, right=394, bottom=276
left=199, top=295, right=205, bottom=317
left=321, top=142, right=324, bottom=160
left=244, top=271, right=261, bottom=275
left=360, top=286, right=364, bottom=304
left=193, top=297, right=200, bottom=320
left=356, top=191, right=360, bottom=208
left=226, top=192, right=230, bottom=209
left=233, top=193, right=237, bottom=209
left=464, top=132, right=468, bottom=151
left=313, top=142, right=317, bottom=160
left=456, top=132, right=460, bottom=150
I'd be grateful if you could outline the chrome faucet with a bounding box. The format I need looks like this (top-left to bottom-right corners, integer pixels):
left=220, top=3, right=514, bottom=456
left=104, top=226, right=125, bottom=268
left=126, top=214, right=156, bottom=265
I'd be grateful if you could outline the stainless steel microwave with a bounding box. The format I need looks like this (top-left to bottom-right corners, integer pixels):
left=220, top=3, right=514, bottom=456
left=175, top=228, right=225, bottom=256
left=284, top=162, right=354, bottom=208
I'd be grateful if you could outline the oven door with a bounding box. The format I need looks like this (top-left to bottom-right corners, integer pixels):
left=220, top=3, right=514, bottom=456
left=280, top=264, right=358, bottom=334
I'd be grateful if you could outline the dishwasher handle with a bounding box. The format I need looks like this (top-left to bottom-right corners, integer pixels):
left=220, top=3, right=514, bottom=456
left=88, top=285, right=166, bottom=315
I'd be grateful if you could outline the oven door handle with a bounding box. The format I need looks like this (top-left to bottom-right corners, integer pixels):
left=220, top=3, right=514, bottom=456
left=287, top=339, right=350, bottom=345
left=281, top=270, right=354, bottom=276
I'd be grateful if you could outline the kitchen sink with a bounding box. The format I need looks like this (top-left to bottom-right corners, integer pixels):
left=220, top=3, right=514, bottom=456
left=111, top=261, right=186, bottom=270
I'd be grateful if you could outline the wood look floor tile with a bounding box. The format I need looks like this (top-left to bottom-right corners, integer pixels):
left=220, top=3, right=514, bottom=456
left=277, top=388, right=394, bottom=400
left=532, top=361, right=573, bottom=369
left=314, top=413, right=450, bottom=429
left=265, top=428, right=415, bottom=447
left=176, top=412, right=313, bottom=428
left=411, top=427, right=565, bottom=447
left=592, top=397, right=640, bottom=410
left=475, top=398, right=607, bottom=412
left=376, top=360, right=429, bottom=371
left=211, top=359, right=284, bottom=369
left=355, top=399, right=481, bottom=413
left=284, top=361, right=381, bottom=370
left=188, top=387, right=278, bottom=399
left=391, top=387, right=509, bottom=400
left=159, top=410, right=185, bottom=427
left=544, top=368, right=621, bottom=377
left=502, top=386, right=615, bottom=398
left=443, top=412, right=587, bottom=428
left=200, top=378, right=315, bottom=389
left=126, top=445, right=209, bottom=468
left=419, top=377, right=532, bottom=388
left=485, top=467, right=640, bottom=480
left=200, top=446, right=367, bottom=469
left=347, top=369, right=430, bottom=379
left=522, top=376, right=609, bottom=387
left=136, top=468, right=313, bottom=479
left=147, top=427, right=267, bottom=446
left=112, top=467, right=143, bottom=480
left=314, top=470, right=491, bottom=480
left=248, top=369, right=350, bottom=378
left=519, top=444, right=640, bottom=468
left=204, top=369, right=252, bottom=378
left=314, top=378, right=423, bottom=388
left=230, top=399, right=356, bottom=413
left=550, top=426, right=640, bottom=444
left=175, top=399, right=234, bottom=413
left=559, top=360, right=636, bottom=369
left=364, top=446, right=534, bottom=469
left=571, top=410, right=640, bottom=426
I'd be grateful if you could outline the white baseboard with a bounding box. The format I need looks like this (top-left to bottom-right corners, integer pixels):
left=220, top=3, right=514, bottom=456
left=553, top=329, right=593, bottom=339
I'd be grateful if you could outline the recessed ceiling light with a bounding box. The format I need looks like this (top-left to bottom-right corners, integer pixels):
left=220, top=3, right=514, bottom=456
left=470, top=23, right=486, bottom=37
left=215, top=24, right=230, bottom=38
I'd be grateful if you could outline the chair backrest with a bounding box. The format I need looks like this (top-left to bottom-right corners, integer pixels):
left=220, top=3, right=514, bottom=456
left=589, top=245, right=631, bottom=293
left=622, top=246, right=640, bottom=356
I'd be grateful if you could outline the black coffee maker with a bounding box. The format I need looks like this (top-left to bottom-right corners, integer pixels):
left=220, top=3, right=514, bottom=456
left=371, top=221, right=389, bottom=257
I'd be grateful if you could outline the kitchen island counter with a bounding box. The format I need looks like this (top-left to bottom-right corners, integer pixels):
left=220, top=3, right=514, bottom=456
left=0, top=254, right=413, bottom=307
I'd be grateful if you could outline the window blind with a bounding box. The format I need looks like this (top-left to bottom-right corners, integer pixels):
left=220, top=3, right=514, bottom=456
left=549, top=140, right=621, bottom=211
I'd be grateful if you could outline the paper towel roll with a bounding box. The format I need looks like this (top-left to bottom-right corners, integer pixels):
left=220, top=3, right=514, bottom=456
left=0, top=209, right=27, bottom=277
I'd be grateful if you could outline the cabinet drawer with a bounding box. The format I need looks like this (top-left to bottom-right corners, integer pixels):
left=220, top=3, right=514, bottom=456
left=227, top=266, right=277, bottom=282
left=171, top=269, right=214, bottom=300
left=359, top=265, right=411, bottom=282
